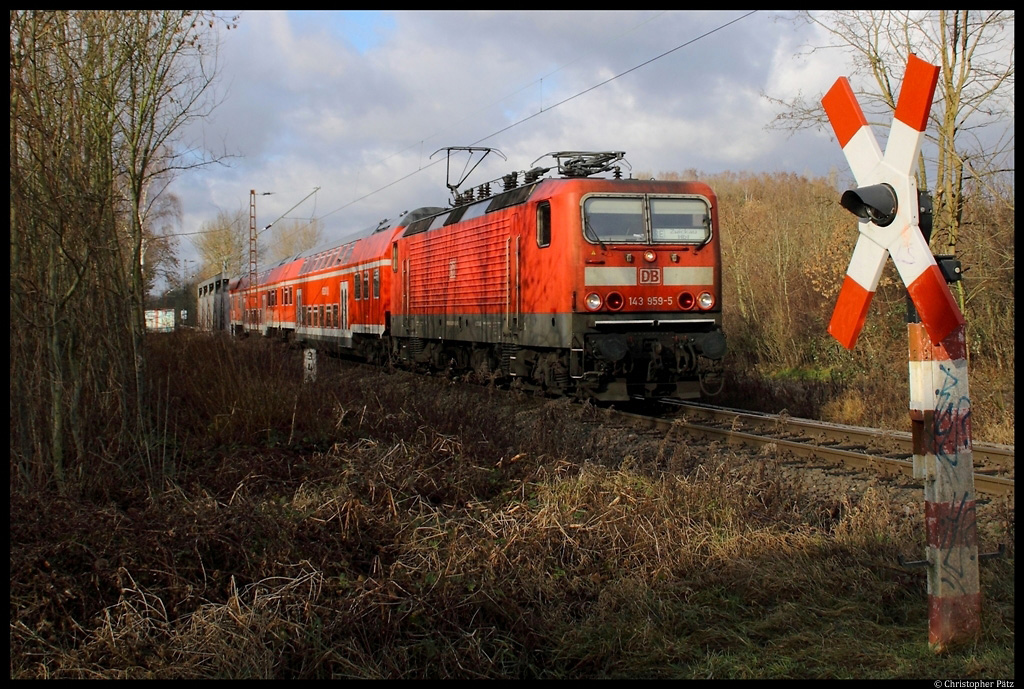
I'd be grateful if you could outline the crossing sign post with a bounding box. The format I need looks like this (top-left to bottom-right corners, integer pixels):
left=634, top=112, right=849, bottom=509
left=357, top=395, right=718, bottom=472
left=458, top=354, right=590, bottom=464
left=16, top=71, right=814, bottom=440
left=821, top=54, right=980, bottom=652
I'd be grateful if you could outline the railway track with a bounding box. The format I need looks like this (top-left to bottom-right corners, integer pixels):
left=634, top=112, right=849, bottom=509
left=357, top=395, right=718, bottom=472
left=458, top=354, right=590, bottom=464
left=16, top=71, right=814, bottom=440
left=333, top=356, right=1014, bottom=502
left=614, top=399, right=1014, bottom=502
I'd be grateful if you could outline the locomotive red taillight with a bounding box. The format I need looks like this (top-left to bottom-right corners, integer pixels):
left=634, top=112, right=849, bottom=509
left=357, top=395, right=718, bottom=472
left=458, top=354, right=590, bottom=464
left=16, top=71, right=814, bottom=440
left=585, top=292, right=603, bottom=311
left=678, top=292, right=695, bottom=310
left=698, top=291, right=715, bottom=310
left=605, top=292, right=624, bottom=311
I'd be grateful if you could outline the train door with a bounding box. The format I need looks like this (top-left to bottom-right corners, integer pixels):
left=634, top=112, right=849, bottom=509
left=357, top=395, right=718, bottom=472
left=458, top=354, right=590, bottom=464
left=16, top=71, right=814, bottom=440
left=296, top=289, right=303, bottom=329
left=363, top=270, right=371, bottom=327
left=339, top=280, right=349, bottom=330
left=372, top=268, right=380, bottom=331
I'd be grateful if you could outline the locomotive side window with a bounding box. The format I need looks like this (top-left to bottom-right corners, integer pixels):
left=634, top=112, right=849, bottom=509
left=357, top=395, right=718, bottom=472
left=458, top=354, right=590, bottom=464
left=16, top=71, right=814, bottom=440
left=537, top=201, right=551, bottom=248
left=373, top=269, right=380, bottom=299
left=582, top=197, right=645, bottom=243
left=651, top=197, right=711, bottom=244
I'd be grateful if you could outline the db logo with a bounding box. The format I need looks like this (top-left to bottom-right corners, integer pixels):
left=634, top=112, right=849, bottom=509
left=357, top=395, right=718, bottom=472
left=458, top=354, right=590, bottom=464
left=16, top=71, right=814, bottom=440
left=639, top=268, right=661, bottom=285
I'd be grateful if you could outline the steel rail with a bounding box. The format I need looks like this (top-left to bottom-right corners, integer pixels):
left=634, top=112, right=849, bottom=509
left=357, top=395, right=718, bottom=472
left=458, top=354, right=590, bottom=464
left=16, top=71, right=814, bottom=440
left=664, top=400, right=1013, bottom=474
left=613, top=408, right=1014, bottom=501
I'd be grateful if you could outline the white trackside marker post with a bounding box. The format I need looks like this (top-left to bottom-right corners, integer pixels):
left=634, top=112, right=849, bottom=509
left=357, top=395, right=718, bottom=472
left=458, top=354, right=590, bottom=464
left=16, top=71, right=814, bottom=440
left=821, top=54, right=979, bottom=652
left=304, top=348, right=317, bottom=383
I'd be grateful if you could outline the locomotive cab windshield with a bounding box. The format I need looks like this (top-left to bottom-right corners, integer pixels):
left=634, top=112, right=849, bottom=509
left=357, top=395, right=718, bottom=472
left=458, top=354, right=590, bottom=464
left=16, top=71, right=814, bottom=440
left=582, top=195, right=711, bottom=245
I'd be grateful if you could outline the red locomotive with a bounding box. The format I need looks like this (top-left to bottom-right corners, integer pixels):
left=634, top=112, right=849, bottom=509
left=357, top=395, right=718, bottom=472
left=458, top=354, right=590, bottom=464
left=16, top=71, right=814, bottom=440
left=218, top=151, right=725, bottom=401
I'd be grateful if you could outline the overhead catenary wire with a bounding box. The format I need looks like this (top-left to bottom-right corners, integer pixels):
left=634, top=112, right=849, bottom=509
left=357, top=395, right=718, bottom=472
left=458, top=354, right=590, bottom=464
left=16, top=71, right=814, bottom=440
left=259, top=186, right=321, bottom=235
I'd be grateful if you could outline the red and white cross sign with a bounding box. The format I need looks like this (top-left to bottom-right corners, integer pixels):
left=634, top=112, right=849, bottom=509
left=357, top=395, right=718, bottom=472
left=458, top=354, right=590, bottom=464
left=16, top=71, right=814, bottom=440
left=822, top=54, right=964, bottom=350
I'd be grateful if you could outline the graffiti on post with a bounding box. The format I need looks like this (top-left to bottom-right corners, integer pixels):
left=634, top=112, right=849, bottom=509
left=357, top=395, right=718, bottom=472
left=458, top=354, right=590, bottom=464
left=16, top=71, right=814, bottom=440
left=933, top=491, right=978, bottom=593
left=932, top=362, right=972, bottom=467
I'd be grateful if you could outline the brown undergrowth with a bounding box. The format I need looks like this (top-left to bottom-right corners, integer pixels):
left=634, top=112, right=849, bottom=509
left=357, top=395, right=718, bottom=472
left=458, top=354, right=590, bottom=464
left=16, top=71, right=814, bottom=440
left=9, top=332, right=1015, bottom=679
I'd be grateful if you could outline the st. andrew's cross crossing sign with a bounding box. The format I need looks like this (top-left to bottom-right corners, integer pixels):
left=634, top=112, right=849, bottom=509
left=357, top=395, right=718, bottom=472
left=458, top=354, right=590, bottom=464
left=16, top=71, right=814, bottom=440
left=821, top=54, right=981, bottom=652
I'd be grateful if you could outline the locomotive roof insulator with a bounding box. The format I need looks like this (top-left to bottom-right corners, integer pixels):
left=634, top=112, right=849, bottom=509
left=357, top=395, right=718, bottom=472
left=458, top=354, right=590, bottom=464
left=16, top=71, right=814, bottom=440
left=523, top=166, right=550, bottom=184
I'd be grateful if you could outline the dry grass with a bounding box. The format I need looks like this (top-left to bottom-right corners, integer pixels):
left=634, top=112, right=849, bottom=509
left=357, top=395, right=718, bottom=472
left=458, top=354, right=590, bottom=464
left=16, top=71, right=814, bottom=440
left=9, top=332, right=1015, bottom=679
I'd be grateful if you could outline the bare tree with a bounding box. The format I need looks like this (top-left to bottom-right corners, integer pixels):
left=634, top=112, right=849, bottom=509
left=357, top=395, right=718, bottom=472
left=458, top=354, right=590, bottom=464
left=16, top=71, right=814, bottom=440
left=265, top=218, right=326, bottom=265
left=766, top=11, right=1014, bottom=271
left=143, top=188, right=184, bottom=296
left=106, top=11, right=238, bottom=449
left=10, top=10, right=236, bottom=492
left=191, top=208, right=249, bottom=280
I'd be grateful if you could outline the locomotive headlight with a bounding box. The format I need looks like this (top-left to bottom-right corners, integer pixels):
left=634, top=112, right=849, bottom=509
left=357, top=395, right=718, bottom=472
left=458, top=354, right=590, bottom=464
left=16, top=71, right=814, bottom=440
left=585, top=292, right=603, bottom=311
left=698, top=291, right=715, bottom=309
left=643, top=250, right=657, bottom=263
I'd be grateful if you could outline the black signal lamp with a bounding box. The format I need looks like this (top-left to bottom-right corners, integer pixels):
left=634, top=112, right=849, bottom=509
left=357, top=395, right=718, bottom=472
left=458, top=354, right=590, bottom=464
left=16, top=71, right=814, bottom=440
left=840, top=183, right=898, bottom=227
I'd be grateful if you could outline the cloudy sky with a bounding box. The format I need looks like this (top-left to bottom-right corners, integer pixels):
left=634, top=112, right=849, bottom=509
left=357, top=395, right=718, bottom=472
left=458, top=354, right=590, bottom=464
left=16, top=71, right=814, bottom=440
left=168, top=10, right=871, bottom=273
